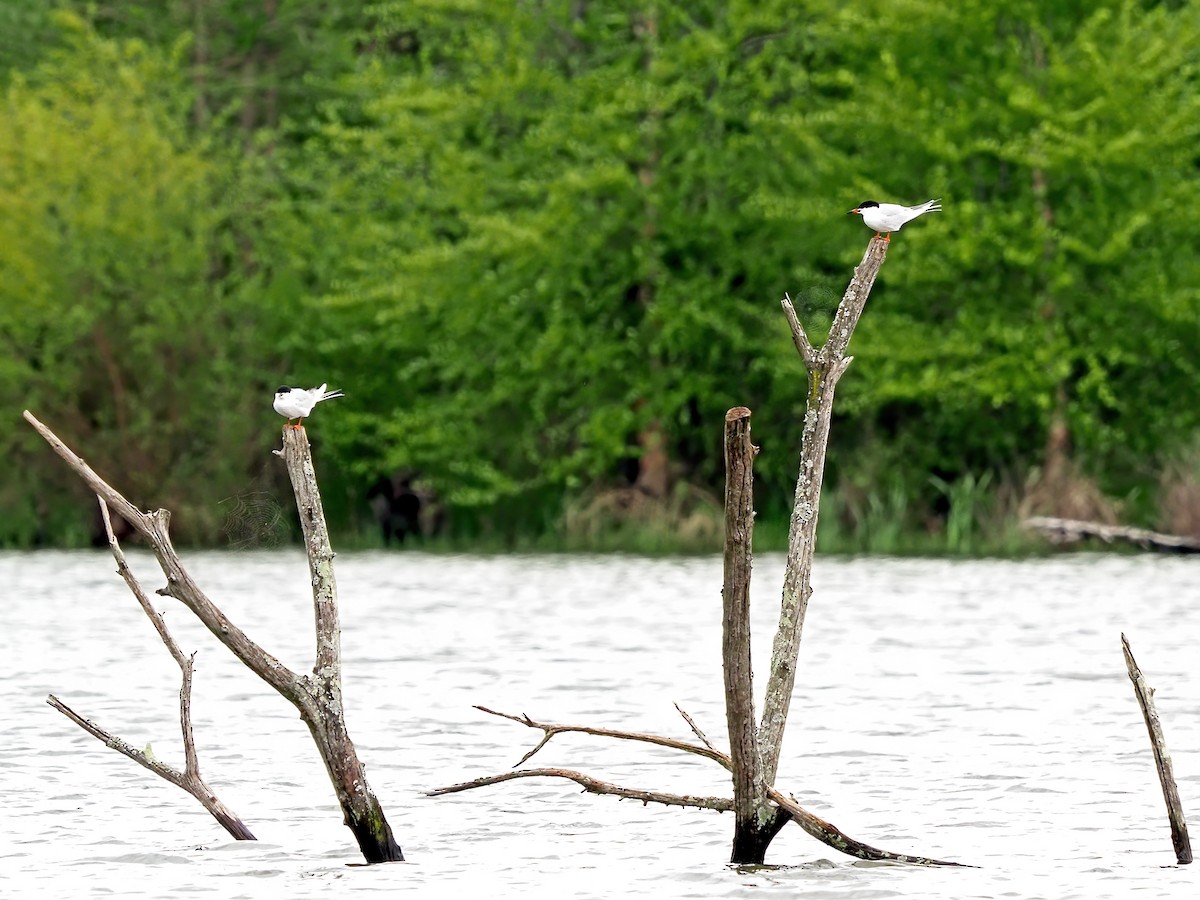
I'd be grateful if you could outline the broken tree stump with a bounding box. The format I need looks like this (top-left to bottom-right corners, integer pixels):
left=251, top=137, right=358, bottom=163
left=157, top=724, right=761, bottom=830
left=1121, top=633, right=1192, bottom=864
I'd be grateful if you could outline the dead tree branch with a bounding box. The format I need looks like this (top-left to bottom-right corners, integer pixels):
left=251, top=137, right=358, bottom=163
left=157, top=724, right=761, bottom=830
left=47, top=694, right=255, bottom=841
left=23, top=411, right=402, bottom=864
left=1121, top=634, right=1192, bottom=864
left=674, top=703, right=717, bottom=755
left=763, top=787, right=964, bottom=866
left=474, top=705, right=728, bottom=768
left=277, top=426, right=401, bottom=862
left=44, top=498, right=256, bottom=840
left=760, top=235, right=888, bottom=784
left=721, top=407, right=788, bottom=860
left=428, top=768, right=734, bottom=812
left=436, top=705, right=963, bottom=866
left=433, top=238, right=961, bottom=866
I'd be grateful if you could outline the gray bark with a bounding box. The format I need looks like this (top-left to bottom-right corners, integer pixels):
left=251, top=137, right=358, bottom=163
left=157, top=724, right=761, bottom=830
left=721, top=408, right=790, bottom=861
left=1121, top=634, right=1192, bottom=864
left=759, top=235, right=888, bottom=784
left=24, top=411, right=402, bottom=863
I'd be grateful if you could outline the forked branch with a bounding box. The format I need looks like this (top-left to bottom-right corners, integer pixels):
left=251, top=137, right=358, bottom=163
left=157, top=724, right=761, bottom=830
left=473, top=705, right=729, bottom=768
left=435, top=705, right=964, bottom=866
left=45, top=499, right=255, bottom=840
left=25, top=411, right=403, bottom=863
left=759, top=235, right=887, bottom=784
left=22, top=410, right=298, bottom=699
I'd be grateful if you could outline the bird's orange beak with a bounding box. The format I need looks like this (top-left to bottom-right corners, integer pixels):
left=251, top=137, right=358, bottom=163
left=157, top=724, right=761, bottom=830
left=847, top=208, right=859, bottom=215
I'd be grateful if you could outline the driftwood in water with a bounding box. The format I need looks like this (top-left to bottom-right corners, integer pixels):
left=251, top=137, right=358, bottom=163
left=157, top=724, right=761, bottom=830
left=47, top=501, right=254, bottom=840
left=23, top=411, right=403, bottom=864
left=1025, top=516, right=1200, bottom=554
left=431, top=238, right=959, bottom=866
left=1121, top=634, right=1192, bottom=864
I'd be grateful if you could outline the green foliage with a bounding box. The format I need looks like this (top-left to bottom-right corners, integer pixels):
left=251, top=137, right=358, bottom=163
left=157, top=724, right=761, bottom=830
left=3, top=1, right=1200, bottom=549
left=0, top=17, right=289, bottom=543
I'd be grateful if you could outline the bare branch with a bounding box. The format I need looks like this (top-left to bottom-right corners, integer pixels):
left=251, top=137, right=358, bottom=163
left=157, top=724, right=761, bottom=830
left=474, top=704, right=730, bottom=770
left=427, top=767, right=734, bottom=813
left=48, top=694, right=187, bottom=789
left=443, top=707, right=964, bottom=866
left=764, top=787, right=966, bottom=867
left=781, top=294, right=817, bottom=369
left=27, top=411, right=402, bottom=862
left=23, top=411, right=299, bottom=700
left=46, top=499, right=258, bottom=840
left=98, top=498, right=202, bottom=778
left=46, top=694, right=256, bottom=841
left=760, top=235, right=888, bottom=785
left=1122, top=634, right=1192, bottom=864
left=98, top=498, right=187, bottom=672
left=280, top=427, right=341, bottom=679
left=674, top=703, right=717, bottom=755
left=1026, top=517, right=1200, bottom=554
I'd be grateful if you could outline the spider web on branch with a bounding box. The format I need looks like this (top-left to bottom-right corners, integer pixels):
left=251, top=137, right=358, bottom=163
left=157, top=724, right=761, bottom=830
left=218, top=490, right=288, bottom=549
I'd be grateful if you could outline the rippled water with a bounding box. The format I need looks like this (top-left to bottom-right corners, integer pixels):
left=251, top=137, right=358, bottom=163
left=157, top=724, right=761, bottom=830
left=1, top=550, right=1197, bottom=897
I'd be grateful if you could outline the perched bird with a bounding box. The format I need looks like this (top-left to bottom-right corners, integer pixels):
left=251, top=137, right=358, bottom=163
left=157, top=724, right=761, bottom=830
left=273, top=384, right=344, bottom=429
left=847, top=198, right=941, bottom=241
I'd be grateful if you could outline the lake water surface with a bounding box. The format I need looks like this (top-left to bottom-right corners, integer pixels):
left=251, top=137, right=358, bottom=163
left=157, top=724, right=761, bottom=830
left=1, top=550, right=1197, bottom=898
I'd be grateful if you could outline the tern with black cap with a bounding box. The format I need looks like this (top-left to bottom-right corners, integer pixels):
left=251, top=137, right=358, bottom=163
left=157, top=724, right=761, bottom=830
left=848, top=198, right=941, bottom=241
left=273, top=384, right=344, bottom=429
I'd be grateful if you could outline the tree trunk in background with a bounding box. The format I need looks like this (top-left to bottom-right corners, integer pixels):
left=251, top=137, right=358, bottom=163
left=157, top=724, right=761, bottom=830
left=632, top=7, right=669, bottom=500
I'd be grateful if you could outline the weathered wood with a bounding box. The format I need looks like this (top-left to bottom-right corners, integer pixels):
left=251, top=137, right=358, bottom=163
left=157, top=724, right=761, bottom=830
left=432, top=706, right=964, bottom=866
left=721, top=407, right=788, bottom=862
left=429, top=768, right=736, bottom=812
left=278, top=426, right=403, bottom=863
left=1121, top=634, right=1192, bottom=864
left=23, top=410, right=403, bottom=864
left=432, top=238, right=962, bottom=866
left=44, top=498, right=257, bottom=840
left=47, top=693, right=256, bottom=841
left=759, top=235, right=888, bottom=784
left=22, top=411, right=297, bottom=698
left=1026, top=517, right=1200, bottom=554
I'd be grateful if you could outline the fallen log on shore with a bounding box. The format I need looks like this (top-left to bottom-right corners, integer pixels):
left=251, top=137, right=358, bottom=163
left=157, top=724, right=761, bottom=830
left=1024, top=516, right=1200, bottom=554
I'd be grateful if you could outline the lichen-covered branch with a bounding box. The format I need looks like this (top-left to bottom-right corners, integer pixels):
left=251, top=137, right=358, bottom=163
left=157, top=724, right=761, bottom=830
left=278, top=426, right=403, bottom=864
left=25, top=411, right=403, bottom=864
left=47, top=694, right=255, bottom=841
left=43, top=501, right=256, bottom=841
left=759, top=236, right=888, bottom=784
left=764, top=787, right=965, bottom=867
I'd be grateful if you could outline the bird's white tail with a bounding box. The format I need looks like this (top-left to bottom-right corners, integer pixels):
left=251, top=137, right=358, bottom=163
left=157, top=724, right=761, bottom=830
left=921, top=198, right=942, bottom=213
left=312, top=383, right=345, bottom=402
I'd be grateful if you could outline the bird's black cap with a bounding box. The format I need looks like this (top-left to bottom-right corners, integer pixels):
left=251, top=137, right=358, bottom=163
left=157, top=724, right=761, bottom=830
left=856, top=200, right=879, bottom=208
left=275, top=386, right=291, bottom=394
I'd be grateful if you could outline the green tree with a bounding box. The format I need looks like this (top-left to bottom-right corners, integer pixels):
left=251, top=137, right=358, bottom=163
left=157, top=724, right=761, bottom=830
left=0, top=17, right=289, bottom=544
